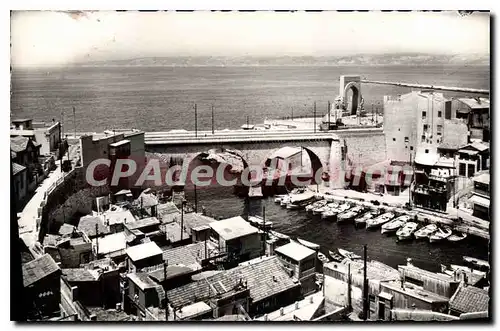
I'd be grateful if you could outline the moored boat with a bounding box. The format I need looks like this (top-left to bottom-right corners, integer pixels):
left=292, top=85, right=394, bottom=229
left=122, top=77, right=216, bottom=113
left=463, top=256, right=490, bottom=270
left=447, top=232, right=468, bottom=242
left=396, top=222, right=418, bottom=241
left=450, top=264, right=487, bottom=276
left=287, top=191, right=316, bottom=210
left=297, top=238, right=320, bottom=251
left=338, top=248, right=361, bottom=260
left=313, top=202, right=339, bottom=216
left=305, top=199, right=327, bottom=213
left=318, top=252, right=329, bottom=264
left=414, top=223, right=438, bottom=240
left=354, top=210, right=380, bottom=227
left=274, top=195, right=287, bottom=204
left=328, top=250, right=344, bottom=262
left=321, top=208, right=341, bottom=221
left=381, top=215, right=410, bottom=234
left=280, top=195, right=290, bottom=207
left=337, top=205, right=364, bottom=223
left=247, top=215, right=273, bottom=230
left=337, top=202, right=352, bottom=213
left=429, top=226, right=452, bottom=243
left=366, top=212, right=395, bottom=230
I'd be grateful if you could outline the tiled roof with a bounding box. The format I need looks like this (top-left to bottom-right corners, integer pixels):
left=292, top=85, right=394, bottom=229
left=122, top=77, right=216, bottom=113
left=160, top=241, right=218, bottom=272
left=22, top=254, right=60, bottom=287
left=209, top=216, right=259, bottom=241
left=183, top=213, right=216, bottom=231
left=167, top=256, right=299, bottom=308
left=149, top=265, right=194, bottom=282
left=78, top=215, right=110, bottom=237
left=457, top=98, right=490, bottom=109
left=12, top=162, right=26, bottom=175
left=10, top=136, right=30, bottom=152
left=62, top=268, right=99, bottom=282
left=157, top=202, right=179, bottom=218
left=450, top=284, right=489, bottom=313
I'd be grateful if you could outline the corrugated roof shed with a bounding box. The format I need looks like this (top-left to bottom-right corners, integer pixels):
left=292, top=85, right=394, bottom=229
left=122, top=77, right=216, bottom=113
left=11, top=136, right=33, bottom=152
left=450, top=284, right=489, bottom=313
left=167, top=256, right=299, bottom=308
left=125, top=217, right=160, bottom=230
left=126, top=242, right=162, bottom=262
left=23, top=254, right=60, bottom=287
left=275, top=241, right=316, bottom=261
left=210, top=216, right=258, bottom=241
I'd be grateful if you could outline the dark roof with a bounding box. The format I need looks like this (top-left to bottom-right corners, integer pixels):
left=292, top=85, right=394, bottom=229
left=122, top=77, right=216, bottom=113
left=159, top=241, right=218, bottom=273
left=148, top=265, right=194, bottom=282
left=167, top=256, right=299, bottom=308
left=450, top=284, right=489, bottom=313
left=87, top=307, right=134, bottom=321
left=12, top=162, right=26, bottom=175
left=23, top=254, right=60, bottom=287
left=78, top=216, right=110, bottom=237
left=438, top=141, right=467, bottom=151
left=62, top=268, right=99, bottom=282
left=10, top=136, right=30, bottom=152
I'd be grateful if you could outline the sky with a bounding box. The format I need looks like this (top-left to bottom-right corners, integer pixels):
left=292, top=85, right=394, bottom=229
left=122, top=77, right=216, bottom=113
left=10, top=11, right=490, bottom=67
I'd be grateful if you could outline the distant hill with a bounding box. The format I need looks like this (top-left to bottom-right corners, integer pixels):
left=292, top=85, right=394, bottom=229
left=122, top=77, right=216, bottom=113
left=79, top=53, right=489, bottom=67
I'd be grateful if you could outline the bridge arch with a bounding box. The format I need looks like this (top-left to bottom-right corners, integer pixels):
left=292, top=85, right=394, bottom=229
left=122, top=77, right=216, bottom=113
left=339, top=75, right=362, bottom=116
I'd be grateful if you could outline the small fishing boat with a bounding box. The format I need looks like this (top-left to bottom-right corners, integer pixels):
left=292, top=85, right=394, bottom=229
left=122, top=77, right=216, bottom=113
left=268, top=230, right=290, bottom=241
left=447, top=232, right=468, bottom=242
left=274, top=195, right=287, bottom=204
left=337, top=205, right=364, bottom=223
left=321, top=208, right=341, bottom=221
left=280, top=195, right=290, bottom=207
left=463, top=256, right=490, bottom=270
left=287, top=191, right=316, bottom=210
left=328, top=250, right=344, bottom=262
left=247, top=215, right=273, bottom=230
left=429, top=226, right=452, bottom=243
left=450, top=264, right=487, bottom=277
left=366, top=212, right=395, bottom=230
left=297, top=238, right=320, bottom=251
left=318, top=252, right=329, bottom=264
left=337, top=202, right=352, bottom=213
left=396, top=222, right=419, bottom=241
left=338, top=248, right=361, bottom=260
left=305, top=199, right=327, bottom=213
left=313, top=202, right=339, bottom=216
left=354, top=210, right=379, bottom=227
left=381, top=215, right=410, bottom=234
left=414, top=223, right=438, bottom=240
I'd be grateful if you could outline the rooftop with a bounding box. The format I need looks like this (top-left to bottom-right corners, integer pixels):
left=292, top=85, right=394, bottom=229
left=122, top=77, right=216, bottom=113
left=175, top=301, right=212, bottom=320
left=93, top=232, right=127, bottom=255
left=127, top=272, right=160, bottom=291
left=11, top=136, right=32, bottom=152
left=325, top=260, right=400, bottom=281
left=167, top=256, right=299, bottom=309
left=126, top=242, right=162, bottom=262
left=163, top=221, right=190, bottom=243
left=87, top=307, right=133, bottom=321
left=134, top=191, right=159, bottom=209
left=255, top=292, right=324, bottom=321
left=62, top=268, right=100, bottom=282
left=23, top=254, right=60, bottom=287
left=78, top=215, right=110, bottom=237
left=103, top=210, right=136, bottom=226
left=469, top=194, right=490, bottom=208
left=457, top=98, right=490, bottom=109
left=109, top=139, right=130, bottom=148
left=209, top=216, right=259, bottom=241
left=210, top=314, right=248, bottom=321
left=124, top=217, right=160, bottom=230
left=450, top=284, right=489, bottom=313
left=275, top=241, right=316, bottom=261
left=148, top=265, right=195, bottom=282
left=473, top=173, right=490, bottom=185
left=382, top=280, right=450, bottom=304
left=162, top=241, right=207, bottom=269
left=399, top=264, right=454, bottom=283
left=58, top=224, right=76, bottom=236
left=157, top=202, right=179, bottom=218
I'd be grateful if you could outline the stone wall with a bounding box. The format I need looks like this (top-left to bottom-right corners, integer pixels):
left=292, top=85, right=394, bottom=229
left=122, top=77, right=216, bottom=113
left=337, top=128, right=387, bottom=167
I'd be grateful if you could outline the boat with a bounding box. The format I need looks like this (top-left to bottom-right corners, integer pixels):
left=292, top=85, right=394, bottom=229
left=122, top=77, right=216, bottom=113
left=268, top=230, right=290, bottom=241
left=274, top=195, right=287, bottom=204
left=305, top=200, right=327, bottom=213
left=463, top=256, right=490, bottom=270
left=318, top=252, right=329, bottom=264
left=381, top=215, right=410, bottom=234
left=414, top=223, right=438, bottom=240
left=247, top=215, right=273, bottom=230
left=328, top=250, right=345, bottom=262
left=280, top=195, right=290, bottom=207
left=354, top=210, right=379, bottom=227
left=297, top=238, right=320, bottom=251
left=337, top=202, right=351, bottom=213
left=450, top=264, right=487, bottom=276
left=321, top=208, right=341, bottom=221
left=429, top=226, right=452, bottom=243
left=338, top=248, right=361, bottom=260
left=396, top=222, right=419, bottom=241
left=447, top=232, right=468, bottom=242
left=313, top=202, right=339, bottom=216
left=287, top=191, right=316, bottom=210
left=337, top=205, right=364, bottom=223
left=365, top=212, right=395, bottom=230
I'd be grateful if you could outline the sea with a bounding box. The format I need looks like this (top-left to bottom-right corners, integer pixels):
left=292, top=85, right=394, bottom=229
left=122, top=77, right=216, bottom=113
left=11, top=65, right=490, bottom=271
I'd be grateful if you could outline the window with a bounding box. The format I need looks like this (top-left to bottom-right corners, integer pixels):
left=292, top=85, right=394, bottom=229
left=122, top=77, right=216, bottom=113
left=404, top=137, right=409, bottom=143
left=437, top=125, right=443, bottom=136
left=20, top=175, right=24, bottom=190
left=459, top=163, right=466, bottom=176
left=421, top=135, right=425, bottom=142
left=393, top=138, right=396, bottom=142
left=425, top=149, right=429, bottom=154
left=445, top=102, right=452, bottom=119
left=423, top=124, right=428, bottom=132
left=438, top=111, right=442, bottom=118
left=422, top=111, right=427, bottom=119
left=410, top=146, right=414, bottom=151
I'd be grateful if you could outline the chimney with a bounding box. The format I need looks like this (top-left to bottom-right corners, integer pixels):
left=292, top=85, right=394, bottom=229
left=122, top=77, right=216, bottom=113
left=116, top=303, right=122, bottom=311
left=310, top=296, right=314, bottom=304
left=295, top=301, right=299, bottom=309
left=264, top=314, right=268, bottom=321
left=280, top=307, right=284, bottom=316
